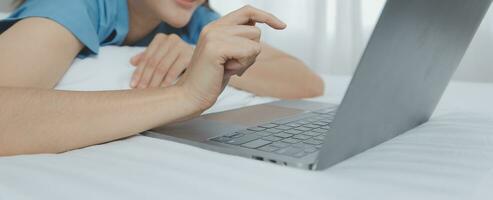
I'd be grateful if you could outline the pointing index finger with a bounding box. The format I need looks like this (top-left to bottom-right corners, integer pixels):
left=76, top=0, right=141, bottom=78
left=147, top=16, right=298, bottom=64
left=218, top=5, right=287, bottom=30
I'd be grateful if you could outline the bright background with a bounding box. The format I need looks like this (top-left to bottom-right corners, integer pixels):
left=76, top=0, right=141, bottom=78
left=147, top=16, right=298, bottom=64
left=1, top=1, right=492, bottom=82
left=211, top=0, right=493, bottom=83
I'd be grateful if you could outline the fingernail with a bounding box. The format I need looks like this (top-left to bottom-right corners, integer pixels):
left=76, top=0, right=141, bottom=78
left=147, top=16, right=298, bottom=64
left=130, top=80, right=137, bottom=88
left=280, top=22, right=287, bottom=28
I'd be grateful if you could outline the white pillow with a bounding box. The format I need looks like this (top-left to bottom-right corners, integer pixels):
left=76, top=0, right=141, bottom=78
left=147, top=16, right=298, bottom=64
left=56, top=46, right=273, bottom=113
left=56, top=46, right=139, bottom=91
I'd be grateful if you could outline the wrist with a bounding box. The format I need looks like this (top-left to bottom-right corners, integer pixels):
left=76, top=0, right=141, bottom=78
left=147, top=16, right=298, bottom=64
left=176, top=84, right=214, bottom=115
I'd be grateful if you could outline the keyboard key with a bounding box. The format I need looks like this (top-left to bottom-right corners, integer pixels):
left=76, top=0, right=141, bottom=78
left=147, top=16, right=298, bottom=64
left=224, top=132, right=244, bottom=138
left=304, top=139, right=323, bottom=145
left=292, top=134, right=311, bottom=140
left=313, top=117, right=326, bottom=121
left=241, top=139, right=272, bottom=149
left=302, top=131, right=322, bottom=137
left=211, top=136, right=231, bottom=143
left=263, top=136, right=283, bottom=142
left=258, top=145, right=279, bottom=152
left=312, top=128, right=327, bottom=133
left=282, top=138, right=302, bottom=144
left=303, top=124, right=320, bottom=129
left=226, top=134, right=262, bottom=145
left=247, top=126, right=266, bottom=131
left=284, top=129, right=303, bottom=135
left=313, top=135, right=325, bottom=141
left=276, top=125, right=292, bottom=130
left=265, top=128, right=283, bottom=134
left=274, top=133, right=293, bottom=138
left=297, top=120, right=310, bottom=125
left=237, top=129, right=256, bottom=134
left=255, top=131, right=272, bottom=137
left=313, top=121, right=329, bottom=126
left=295, top=127, right=312, bottom=132
left=271, top=142, right=291, bottom=148
left=259, top=123, right=278, bottom=128
left=286, top=122, right=303, bottom=127
left=306, top=119, right=318, bottom=123
left=276, top=147, right=303, bottom=156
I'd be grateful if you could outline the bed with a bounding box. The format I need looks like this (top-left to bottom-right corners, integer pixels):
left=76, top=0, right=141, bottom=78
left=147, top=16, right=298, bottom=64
left=1, top=46, right=493, bottom=200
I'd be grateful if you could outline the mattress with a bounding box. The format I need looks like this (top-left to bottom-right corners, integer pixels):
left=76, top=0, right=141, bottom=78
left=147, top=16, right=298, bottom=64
left=1, top=46, right=493, bottom=200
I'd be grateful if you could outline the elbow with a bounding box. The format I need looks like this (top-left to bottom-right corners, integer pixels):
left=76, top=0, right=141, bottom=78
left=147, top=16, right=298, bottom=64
left=303, top=74, right=325, bottom=98
left=284, top=73, right=325, bottom=99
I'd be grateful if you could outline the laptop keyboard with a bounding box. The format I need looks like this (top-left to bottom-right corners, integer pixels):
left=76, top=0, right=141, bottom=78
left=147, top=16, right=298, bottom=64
left=210, top=107, right=336, bottom=158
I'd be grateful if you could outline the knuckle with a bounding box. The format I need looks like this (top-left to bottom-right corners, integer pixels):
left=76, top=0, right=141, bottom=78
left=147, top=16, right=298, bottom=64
left=200, top=24, right=222, bottom=40
left=202, top=33, right=215, bottom=44
left=201, top=27, right=214, bottom=39
left=168, top=34, right=180, bottom=41
left=154, top=33, right=166, bottom=41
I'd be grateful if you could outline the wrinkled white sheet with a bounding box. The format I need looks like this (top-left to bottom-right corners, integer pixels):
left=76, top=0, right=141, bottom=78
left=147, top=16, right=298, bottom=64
left=1, top=46, right=493, bottom=200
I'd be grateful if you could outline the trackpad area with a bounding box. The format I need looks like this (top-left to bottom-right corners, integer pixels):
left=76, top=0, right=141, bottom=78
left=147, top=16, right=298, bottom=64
left=202, top=104, right=304, bottom=127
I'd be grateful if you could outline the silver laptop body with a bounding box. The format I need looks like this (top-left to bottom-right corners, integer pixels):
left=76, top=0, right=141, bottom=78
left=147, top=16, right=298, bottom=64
left=144, top=0, right=491, bottom=170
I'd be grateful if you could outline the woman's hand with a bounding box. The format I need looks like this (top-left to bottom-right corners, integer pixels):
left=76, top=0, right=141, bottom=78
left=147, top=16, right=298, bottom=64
left=177, top=5, right=286, bottom=111
left=130, top=33, right=194, bottom=89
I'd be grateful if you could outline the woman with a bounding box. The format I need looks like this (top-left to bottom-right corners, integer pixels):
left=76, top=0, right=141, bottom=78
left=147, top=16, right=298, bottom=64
left=0, top=0, right=323, bottom=156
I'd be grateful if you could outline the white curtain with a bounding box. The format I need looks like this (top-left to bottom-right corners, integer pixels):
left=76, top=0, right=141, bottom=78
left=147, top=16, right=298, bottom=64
left=1, top=0, right=491, bottom=82
left=211, top=0, right=493, bottom=83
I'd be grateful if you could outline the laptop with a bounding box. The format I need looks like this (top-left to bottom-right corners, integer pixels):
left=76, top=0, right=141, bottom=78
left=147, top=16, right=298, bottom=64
left=144, top=0, right=491, bottom=170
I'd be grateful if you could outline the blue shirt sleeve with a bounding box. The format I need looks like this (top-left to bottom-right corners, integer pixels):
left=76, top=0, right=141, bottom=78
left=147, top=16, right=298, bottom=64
left=0, top=0, right=129, bottom=58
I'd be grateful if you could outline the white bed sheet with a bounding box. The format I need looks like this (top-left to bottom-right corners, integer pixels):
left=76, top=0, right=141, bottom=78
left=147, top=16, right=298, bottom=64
left=1, top=47, right=493, bottom=200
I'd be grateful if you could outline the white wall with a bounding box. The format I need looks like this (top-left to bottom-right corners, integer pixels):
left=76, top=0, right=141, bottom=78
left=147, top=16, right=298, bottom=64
left=211, top=0, right=493, bottom=83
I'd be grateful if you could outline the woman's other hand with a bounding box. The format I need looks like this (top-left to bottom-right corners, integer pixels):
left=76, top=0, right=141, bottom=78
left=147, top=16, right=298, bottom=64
left=130, top=33, right=194, bottom=89
left=178, top=5, right=286, bottom=111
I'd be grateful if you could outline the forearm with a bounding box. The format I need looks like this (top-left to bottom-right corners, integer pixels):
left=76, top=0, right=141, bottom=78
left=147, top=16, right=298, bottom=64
left=229, top=55, right=324, bottom=99
left=0, top=86, right=195, bottom=156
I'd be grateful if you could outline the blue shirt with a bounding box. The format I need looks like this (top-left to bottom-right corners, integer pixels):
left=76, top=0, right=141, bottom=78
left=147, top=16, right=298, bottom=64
left=0, top=0, right=220, bottom=57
